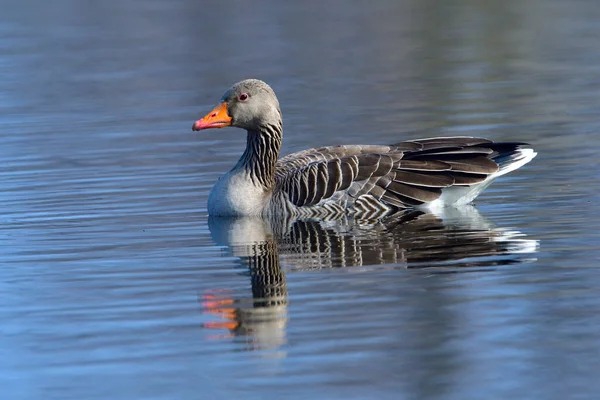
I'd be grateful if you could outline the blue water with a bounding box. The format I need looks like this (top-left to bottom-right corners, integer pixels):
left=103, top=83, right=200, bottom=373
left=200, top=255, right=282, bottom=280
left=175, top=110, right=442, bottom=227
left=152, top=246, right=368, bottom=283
left=2, top=1, right=600, bottom=399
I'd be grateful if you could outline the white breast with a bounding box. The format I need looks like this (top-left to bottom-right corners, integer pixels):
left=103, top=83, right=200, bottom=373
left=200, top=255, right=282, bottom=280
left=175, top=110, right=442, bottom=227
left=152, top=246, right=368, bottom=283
left=207, top=170, right=271, bottom=217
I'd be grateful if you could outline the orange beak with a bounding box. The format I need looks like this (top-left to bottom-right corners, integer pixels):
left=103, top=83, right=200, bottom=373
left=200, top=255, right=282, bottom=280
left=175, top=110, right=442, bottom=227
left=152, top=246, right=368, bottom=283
left=192, top=102, right=232, bottom=131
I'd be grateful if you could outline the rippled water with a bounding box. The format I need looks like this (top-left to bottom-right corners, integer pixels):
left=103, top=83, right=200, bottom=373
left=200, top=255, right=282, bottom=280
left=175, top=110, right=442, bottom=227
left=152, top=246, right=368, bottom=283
left=2, top=1, right=600, bottom=399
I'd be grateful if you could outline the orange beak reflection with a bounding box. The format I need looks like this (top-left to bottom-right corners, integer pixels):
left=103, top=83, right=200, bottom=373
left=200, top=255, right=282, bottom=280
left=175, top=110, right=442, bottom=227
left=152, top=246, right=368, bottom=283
left=192, top=102, right=232, bottom=131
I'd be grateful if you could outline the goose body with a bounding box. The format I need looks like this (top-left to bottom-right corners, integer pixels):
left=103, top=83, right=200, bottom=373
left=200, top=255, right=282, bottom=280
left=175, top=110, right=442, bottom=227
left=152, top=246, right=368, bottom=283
left=194, top=79, right=536, bottom=218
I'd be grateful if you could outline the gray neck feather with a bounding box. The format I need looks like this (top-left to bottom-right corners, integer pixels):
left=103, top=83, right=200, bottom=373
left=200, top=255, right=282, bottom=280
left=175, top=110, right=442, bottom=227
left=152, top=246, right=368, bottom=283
left=234, top=122, right=283, bottom=189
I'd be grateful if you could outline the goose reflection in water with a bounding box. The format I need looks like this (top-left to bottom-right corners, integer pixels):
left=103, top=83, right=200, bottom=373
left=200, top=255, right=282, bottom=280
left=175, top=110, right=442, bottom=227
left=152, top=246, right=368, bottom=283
left=202, top=206, right=538, bottom=351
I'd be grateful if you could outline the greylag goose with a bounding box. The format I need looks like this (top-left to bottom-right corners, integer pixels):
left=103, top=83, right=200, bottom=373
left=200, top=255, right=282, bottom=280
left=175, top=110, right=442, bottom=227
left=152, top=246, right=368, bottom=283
left=193, top=79, right=536, bottom=217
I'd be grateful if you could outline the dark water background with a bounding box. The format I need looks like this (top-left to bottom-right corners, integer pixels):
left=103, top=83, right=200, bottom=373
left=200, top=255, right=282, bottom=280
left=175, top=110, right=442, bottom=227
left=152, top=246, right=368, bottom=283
left=2, top=1, right=600, bottom=399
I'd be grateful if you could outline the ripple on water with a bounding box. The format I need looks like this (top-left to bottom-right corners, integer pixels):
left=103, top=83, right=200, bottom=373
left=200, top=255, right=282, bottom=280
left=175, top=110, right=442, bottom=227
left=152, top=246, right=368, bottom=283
left=3, top=0, right=600, bottom=399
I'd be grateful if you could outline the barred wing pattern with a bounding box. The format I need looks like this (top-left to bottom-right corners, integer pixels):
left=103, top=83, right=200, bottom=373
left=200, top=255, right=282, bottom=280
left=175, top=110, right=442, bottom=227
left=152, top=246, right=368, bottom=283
left=274, top=137, right=528, bottom=215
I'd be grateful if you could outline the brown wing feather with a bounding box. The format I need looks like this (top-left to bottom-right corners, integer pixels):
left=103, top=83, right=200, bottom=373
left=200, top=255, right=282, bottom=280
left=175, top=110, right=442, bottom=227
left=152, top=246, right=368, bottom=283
left=275, top=137, right=527, bottom=210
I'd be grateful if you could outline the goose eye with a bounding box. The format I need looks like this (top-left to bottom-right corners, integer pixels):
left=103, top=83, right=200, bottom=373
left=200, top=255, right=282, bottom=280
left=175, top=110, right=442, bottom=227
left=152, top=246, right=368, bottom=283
left=238, top=93, right=249, bottom=101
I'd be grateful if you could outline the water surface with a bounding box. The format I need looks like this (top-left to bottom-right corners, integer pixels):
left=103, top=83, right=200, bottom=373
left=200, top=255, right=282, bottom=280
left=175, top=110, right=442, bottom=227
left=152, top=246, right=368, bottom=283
left=2, top=1, right=600, bottom=399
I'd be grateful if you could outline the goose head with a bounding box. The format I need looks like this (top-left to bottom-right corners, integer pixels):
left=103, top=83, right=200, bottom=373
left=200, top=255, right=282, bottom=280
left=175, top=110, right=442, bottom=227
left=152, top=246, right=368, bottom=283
left=192, top=79, right=282, bottom=132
